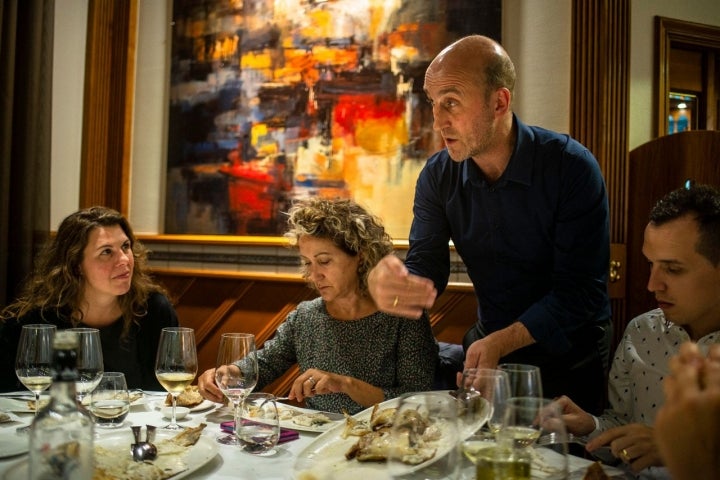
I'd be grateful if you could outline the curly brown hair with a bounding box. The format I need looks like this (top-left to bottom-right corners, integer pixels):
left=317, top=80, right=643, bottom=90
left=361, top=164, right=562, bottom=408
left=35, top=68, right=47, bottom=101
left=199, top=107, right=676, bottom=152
left=1, top=206, right=169, bottom=340
left=284, top=198, right=394, bottom=294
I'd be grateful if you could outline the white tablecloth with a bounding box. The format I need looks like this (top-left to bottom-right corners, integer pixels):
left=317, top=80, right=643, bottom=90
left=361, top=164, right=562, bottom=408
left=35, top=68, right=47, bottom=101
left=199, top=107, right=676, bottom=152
left=0, top=392, right=630, bottom=480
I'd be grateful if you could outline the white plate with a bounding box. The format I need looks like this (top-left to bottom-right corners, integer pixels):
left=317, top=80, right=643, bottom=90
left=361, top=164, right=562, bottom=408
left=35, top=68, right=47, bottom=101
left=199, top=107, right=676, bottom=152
left=0, top=396, right=48, bottom=414
left=0, top=438, right=28, bottom=459
left=152, top=398, right=217, bottom=414
left=292, top=391, right=488, bottom=479
left=277, top=404, right=344, bottom=433
left=1, top=428, right=218, bottom=480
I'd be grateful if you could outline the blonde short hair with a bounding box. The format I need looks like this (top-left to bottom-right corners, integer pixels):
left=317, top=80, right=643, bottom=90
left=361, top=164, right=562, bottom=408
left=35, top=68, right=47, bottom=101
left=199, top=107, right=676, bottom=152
left=284, top=198, right=394, bottom=293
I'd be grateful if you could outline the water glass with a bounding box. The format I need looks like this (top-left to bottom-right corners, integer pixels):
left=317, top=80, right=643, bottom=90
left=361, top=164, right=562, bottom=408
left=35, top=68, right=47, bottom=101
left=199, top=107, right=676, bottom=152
left=90, top=372, right=130, bottom=428
left=237, top=393, right=280, bottom=455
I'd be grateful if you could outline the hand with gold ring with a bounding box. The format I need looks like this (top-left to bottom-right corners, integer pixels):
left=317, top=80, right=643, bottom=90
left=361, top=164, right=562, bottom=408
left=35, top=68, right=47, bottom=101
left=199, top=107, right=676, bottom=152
left=621, top=448, right=631, bottom=462
left=392, top=295, right=399, bottom=307
left=585, top=424, right=662, bottom=473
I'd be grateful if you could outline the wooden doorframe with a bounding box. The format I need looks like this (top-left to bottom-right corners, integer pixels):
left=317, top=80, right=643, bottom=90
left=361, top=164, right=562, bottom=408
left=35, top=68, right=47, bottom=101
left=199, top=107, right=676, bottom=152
left=654, top=16, right=720, bottom=138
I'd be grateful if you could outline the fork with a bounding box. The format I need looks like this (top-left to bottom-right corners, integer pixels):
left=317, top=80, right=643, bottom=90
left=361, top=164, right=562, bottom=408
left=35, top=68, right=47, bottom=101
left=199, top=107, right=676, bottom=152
left=536, top=432, right=589, bottom=446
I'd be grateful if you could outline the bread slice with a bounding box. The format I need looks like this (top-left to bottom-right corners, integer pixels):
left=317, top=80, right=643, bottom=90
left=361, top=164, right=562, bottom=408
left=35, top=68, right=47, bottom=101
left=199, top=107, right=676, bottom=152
left=582, top=461, right=610, bottom=480
left=165, top=385, right=203, bottom=408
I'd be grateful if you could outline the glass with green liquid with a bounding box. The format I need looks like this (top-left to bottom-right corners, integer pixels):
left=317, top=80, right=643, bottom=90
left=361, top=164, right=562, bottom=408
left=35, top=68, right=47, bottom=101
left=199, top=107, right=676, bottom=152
left=463, top=432, right=532, bottom=480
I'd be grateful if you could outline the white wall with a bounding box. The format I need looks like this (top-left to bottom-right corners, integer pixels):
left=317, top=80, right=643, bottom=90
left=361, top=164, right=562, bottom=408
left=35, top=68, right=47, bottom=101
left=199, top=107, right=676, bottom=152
left=503, top=0, right=572, bottom=134
left=50, top=1, right=720, bottom=232
left=129, top=1, right=171, bottom=234
left=50, top=0, right=87, bottom=229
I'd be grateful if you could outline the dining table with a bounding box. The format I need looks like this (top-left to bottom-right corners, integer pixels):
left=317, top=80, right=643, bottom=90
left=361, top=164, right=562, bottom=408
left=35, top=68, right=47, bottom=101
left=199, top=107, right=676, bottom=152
left=0, top=391, right=630, bottom=480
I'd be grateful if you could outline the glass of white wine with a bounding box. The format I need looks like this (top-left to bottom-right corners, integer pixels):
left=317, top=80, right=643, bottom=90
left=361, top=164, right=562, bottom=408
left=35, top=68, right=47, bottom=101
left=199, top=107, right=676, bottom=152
left=214, top=332, right=258, bottom=445
left=489, top=397, right=568, bottom=480
left=15, top=324, right=57, bottom=433
left=155, top=327, right=198, bottom=430
left=67, top=327, right=104, bottom=406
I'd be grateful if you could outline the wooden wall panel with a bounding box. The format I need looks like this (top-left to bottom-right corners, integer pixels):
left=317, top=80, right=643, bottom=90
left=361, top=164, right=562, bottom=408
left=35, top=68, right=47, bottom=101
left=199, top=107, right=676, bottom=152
left=150, top=268, right=476, bottom=396
left=80, top=0, right=136, bottom=214
left=571, top=1, right=630, bottom=349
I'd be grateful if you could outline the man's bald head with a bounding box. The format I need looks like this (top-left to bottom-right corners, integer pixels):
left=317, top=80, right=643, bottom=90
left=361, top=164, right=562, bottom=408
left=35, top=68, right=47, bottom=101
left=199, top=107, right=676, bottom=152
left=426, top=35, right=516, bottom=99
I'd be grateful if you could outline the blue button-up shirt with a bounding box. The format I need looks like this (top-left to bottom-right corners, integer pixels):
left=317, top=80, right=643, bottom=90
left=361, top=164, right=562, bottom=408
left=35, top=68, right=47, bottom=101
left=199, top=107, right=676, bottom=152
left=407, top=115, right=611, bottom=355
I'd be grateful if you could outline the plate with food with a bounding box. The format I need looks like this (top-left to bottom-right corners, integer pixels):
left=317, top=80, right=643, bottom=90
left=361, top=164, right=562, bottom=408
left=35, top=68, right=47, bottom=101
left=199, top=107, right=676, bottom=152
left=1, top=423, right=217, bottom=480
left=0, top=396, right=49, bottom=413
left=292, top=391, right=489, bottom=479
left=156, top=386, right=217, bottom=413
left=276, top=404, right=344, bottom=433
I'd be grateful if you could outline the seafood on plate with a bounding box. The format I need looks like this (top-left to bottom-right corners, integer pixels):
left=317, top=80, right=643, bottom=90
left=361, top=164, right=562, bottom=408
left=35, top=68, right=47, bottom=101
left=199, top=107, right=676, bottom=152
left=344, top=404, right=437, bottom=465
left=94, top=423, right=208, bottom=480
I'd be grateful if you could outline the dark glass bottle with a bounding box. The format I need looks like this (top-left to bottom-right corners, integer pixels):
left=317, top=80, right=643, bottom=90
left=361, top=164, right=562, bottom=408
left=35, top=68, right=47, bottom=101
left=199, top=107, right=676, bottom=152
left=29, top=330, right=94, bottom=479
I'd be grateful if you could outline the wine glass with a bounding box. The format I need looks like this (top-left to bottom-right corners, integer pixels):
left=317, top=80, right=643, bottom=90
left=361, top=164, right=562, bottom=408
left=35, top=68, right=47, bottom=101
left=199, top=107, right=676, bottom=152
left=155, top=327, right=198, bottom=430
left=494, top=397, right=568, bottom=479
left=237, top=392, right=280, bottom=455
left=457, top=368, right=510, bottom=436
left=89, top=372, right=130, bottom=428
left=67, top=327, right=104, bottom=406
left=214, top=332, right=258, bottom=445
left=15, top=324, right=56, bottom=433
left=498, top=363, right=543, bottom=399
left=386, top=391, right=461, bottom=479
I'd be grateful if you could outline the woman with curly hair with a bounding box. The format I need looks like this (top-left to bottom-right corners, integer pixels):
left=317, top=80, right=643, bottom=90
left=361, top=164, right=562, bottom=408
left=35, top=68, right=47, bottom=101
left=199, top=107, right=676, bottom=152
left=0, top=206, right=178, bottom=391
left=197, top=198, right=438, bottom=414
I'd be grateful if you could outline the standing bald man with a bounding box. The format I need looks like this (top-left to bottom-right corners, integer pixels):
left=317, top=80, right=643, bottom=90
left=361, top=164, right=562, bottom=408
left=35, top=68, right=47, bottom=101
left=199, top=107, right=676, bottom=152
left=368, top=35, right=611, bottom=414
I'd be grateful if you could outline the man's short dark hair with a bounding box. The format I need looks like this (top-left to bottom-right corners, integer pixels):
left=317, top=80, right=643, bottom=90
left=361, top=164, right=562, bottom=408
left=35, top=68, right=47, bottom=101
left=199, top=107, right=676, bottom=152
left=649, top=183, right=720, bottom=265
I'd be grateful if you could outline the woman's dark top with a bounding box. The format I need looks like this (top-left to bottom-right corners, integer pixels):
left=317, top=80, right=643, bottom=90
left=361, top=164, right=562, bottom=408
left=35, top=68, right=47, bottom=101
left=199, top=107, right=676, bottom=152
left=0, top=292, right=179, bottom=392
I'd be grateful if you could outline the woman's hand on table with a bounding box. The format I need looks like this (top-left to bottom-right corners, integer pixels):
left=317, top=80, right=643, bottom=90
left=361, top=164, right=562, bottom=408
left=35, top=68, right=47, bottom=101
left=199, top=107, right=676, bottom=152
left=288, top=368, right=338, bottom=402
left=289, top=368, right=384, bottom=407
left=197, top=367, right=224, bottom=403
left=586, top=423, right=663, bottom=473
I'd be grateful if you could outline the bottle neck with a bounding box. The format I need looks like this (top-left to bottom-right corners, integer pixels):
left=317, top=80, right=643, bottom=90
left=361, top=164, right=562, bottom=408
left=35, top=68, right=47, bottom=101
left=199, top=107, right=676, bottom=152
left=49, top=378, right=78, bottom=406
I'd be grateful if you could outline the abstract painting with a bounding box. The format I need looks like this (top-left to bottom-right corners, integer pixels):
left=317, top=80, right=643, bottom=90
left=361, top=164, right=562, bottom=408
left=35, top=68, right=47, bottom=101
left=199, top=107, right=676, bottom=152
left=165, top=0, right=500, bottom=237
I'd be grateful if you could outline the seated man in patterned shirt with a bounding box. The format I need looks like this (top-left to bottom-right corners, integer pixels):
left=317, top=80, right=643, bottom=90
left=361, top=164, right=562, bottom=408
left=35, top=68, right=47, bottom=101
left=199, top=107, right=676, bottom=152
left=557, top=184, right=720, bottom=479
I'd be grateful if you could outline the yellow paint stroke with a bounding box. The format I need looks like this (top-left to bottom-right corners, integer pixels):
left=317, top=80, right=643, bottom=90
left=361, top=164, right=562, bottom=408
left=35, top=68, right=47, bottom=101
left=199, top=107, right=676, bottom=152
left=311, top=46, right=359, bottom=67
left=355, top=117, right=408, bottom=154
left=300, top=9, right=333, bottom=39
left=241, top=51, right=273, bottom=69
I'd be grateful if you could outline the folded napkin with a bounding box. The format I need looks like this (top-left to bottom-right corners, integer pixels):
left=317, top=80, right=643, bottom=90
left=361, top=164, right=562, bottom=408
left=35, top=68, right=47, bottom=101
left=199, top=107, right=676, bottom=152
left=220, top=420, right=300, bottom=444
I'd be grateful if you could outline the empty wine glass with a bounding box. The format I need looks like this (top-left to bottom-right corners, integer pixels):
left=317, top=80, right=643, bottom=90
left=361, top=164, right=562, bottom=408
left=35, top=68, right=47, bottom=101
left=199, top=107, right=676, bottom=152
left=386, top=391, right=461, bottom=479
left=498, top=363, right=543, bottom=399
left=214, top=332, right=258, bottom=445
left=155, top=327, right=198, bottom=430
left=67, top=327, right=104, bottom=406
left=15, top=324, right=56, bottom=433
left=237, top=392, right=280, bottom=455
left=457, top=368, right=510, bottom=436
